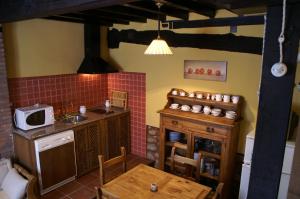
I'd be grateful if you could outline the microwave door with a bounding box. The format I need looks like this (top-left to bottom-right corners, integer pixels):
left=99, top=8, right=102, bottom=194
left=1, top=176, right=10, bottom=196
left=26, top=110, right=46, bottom=126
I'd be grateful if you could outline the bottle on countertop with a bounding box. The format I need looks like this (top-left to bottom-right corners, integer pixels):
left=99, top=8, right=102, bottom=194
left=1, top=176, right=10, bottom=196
left=105, top=100, right=111, bottom=108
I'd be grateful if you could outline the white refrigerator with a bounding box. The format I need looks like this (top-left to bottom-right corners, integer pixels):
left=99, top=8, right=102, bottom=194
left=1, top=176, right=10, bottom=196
left=239, top=131, right=295, bottom=199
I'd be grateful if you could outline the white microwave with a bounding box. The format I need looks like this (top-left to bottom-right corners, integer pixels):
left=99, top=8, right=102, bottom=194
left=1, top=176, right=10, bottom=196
left=14, top=104, right=55, bottom=131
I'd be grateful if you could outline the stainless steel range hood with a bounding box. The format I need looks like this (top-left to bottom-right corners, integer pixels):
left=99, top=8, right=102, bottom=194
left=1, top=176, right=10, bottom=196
left=77, top=24, right=118, bottom=74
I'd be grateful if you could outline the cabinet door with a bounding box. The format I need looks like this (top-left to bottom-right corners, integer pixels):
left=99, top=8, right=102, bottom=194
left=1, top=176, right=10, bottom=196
left=86, top=122, right=100, bottom=170
left=106, top=115, right=121, bottom=159
left=74, top=125, right=89, bottom=176
left=119, top=113, right=130, bottom=154
left=74, top=122, right=101, bottom=176
left=102, top=112, right=131, bottom=159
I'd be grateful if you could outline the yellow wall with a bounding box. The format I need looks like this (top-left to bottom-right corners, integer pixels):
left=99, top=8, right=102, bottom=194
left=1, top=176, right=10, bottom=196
left=3, top=19, right=84, bottom=77
left=110, top=11, right=263, bottom=152
left=3, top=11, right=300, bottom=153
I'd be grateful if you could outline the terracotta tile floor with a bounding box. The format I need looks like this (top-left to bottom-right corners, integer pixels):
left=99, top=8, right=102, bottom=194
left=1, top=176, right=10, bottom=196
left=40, top=154, right=154, bottom=199
left=41, top=170, right=99, bottom=199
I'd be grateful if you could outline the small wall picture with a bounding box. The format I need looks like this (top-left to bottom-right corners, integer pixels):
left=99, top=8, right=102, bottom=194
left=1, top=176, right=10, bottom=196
left=184, top=60, right=227, bottom=81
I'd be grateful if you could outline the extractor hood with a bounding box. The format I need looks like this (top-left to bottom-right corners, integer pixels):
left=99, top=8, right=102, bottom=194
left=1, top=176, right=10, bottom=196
left=77, top=24, right=118, bottom=74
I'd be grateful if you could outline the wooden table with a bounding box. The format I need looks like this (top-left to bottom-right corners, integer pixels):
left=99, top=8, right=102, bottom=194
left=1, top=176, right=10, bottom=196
left=102, top=164, right=211, bottom=199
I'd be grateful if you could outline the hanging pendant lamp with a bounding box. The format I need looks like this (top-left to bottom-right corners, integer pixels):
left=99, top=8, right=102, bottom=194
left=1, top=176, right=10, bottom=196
left=144, top=2, right=173, bottom=55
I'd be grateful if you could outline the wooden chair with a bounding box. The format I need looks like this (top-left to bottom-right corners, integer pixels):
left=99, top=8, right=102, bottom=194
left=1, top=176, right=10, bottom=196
left=98, top=147, right=127, bottom=186
left=170, top=145, right=201, bottom=182
left=95, top=186, right=120, bottom=199
left=210, top=182, right=224, bottom=199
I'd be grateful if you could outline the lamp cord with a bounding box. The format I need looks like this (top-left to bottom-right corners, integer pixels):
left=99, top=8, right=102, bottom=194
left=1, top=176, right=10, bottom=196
left=157, top=2, right=161, bottom=39
left=279, top=0, right=287, bottom=63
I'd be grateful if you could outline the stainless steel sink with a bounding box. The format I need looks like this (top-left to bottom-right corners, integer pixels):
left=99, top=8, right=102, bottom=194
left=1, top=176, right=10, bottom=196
left=62, top=114, right=87, bottom=124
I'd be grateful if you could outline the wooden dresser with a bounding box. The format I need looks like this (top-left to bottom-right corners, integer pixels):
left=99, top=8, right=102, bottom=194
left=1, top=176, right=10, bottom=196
left=158, top=89, right=242, bottom=199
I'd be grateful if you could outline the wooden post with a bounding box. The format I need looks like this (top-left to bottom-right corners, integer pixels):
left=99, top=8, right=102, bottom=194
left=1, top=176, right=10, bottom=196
left=248, top=3, right=300, bottom=199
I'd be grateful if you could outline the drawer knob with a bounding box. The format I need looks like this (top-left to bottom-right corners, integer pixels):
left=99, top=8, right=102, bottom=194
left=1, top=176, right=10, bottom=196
left=172, top=120, right=178, bottom=125
left=206, top=127, right=214, bottom=132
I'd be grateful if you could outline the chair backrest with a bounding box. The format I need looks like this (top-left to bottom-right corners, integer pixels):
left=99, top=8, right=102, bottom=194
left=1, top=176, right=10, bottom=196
left=95, top=186, right=120, bottom=199
left=98, top=147, right=127, bottom=186
left=170, top=146, right=201, bottom=181
left=211, top=182, right=224, bottom=199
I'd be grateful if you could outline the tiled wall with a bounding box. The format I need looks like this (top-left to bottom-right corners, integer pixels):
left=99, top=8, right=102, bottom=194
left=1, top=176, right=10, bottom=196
left=8, top=74, right=108, bottom=114
left=0, top=26, right=13, bottom=157
left=108, top=72, right=146, bottom=157
left=8, top=72, right=146, bottom=157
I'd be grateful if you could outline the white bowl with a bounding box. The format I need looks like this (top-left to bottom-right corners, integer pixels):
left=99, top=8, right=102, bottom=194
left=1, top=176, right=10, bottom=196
left=170, top=103, right=179, bottom=109
left=181, top=105, right=190, bottom=111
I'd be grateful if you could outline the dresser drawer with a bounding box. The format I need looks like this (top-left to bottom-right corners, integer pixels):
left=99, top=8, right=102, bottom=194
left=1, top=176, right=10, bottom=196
left=186, top=122, right=228, bottom=136
left=163, top=117, right=185, bottom=131
left=163, top=116, right=229, bottom=136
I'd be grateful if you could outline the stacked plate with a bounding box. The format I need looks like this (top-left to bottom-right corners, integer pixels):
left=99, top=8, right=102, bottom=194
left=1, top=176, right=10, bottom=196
left=211, top=108, right=222, bottom=116
left=169, top=132, right=181, bottom=142
left=225, top=111, right=237, bottom=120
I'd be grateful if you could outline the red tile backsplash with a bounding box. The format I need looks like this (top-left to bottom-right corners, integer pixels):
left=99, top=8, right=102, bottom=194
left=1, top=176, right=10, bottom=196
left=8, top=74, right=108, bottom=114
left=8, top=72, right=146, bottom=157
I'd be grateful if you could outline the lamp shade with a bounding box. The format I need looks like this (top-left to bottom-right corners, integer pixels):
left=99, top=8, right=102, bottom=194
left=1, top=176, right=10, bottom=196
left=144, top=38, right=173, bottom=55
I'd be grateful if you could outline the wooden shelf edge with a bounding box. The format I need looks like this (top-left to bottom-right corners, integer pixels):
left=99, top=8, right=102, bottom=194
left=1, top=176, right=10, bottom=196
left=167, top=94, right=241, bottom=109
left=200, top=172, right=219, bottom=181
left=198, top=150, right=221, bottom=159
left=165, top=141, right=188, bottom=150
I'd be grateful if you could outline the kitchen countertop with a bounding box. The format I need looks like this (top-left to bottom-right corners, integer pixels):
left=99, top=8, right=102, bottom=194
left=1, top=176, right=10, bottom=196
left=13, top=107, right=129, bottom=140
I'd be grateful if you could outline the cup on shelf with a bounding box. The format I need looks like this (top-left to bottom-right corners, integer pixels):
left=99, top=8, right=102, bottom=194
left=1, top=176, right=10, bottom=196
left=211, top=108, right=221, bottom=116
left=232, top=96, right=239, bottom=104
left=79, top=105, right=86, bottom=115
left=215, top=94, right=222, bottom=102
left=170, top=103, right=179, bottom=109
left=192, top=105, right=202, bottom=113
left=203, top=106, right=211, bottom=115
left=223, top=95, right=230, bottom=103
left=179, top=91, right=186, bottom=96
left=211, top=94, right=216, bottom=101
left=172, top=90, right=178, bottom=95
left=188, top=92, right=195, bottom=98
left=206, top=93, right=211, bottom=100
left=181, top=105, right=190, bottom=111
left=196, top=93, right=203, bottom=99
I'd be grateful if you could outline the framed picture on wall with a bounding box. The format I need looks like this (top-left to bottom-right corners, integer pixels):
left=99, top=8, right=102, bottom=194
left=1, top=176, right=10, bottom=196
left=184, top=60, right=227, bottom=82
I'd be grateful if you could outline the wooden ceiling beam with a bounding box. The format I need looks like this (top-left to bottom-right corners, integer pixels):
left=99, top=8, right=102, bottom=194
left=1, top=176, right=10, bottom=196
left=127, top=1, right=189, bottom=20
left=89, top=9, right=147, bottom=23
left=43, top=16, right=113, bottom=26
left=161, top=0, right=216, bottom=18
left=98, top=5, right=166, bottom=21
left=0, top=0, right=141, bottom=23
left=61, top=13, right=130, bottom=25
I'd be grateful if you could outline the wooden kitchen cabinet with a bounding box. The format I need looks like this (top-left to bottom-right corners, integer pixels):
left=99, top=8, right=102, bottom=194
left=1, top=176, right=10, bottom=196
left=100, top=112, right=131, bottom=159
left=74, top=121, right=103, bottom=176
left=159, top=89, right=241, bottom=199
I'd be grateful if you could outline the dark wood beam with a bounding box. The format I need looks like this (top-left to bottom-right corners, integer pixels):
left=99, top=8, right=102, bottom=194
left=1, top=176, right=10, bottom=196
left=161, top=0, right=216, bottom=18
left=126, top=1, right=189, bottom=20
left=98, top=5, right=166, bottom=21
left=43, top=16, right=112, bottom=26
left=0, top=0, right=140, bottom=23
left=86, top=9, right=147, bottom=23
left=61, top=13, right=130, bottom=25
left=248, top=3, right=300, bottom=198
left=108, top=28, right=263, bottom=54
left=162, top=15, right=265, bottom=29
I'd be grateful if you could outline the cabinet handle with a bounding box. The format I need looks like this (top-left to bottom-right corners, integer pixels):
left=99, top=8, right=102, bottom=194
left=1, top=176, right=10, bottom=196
left=206, top=127, right=215, bottom=133
left=172, top=120, right=178, bottom=125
